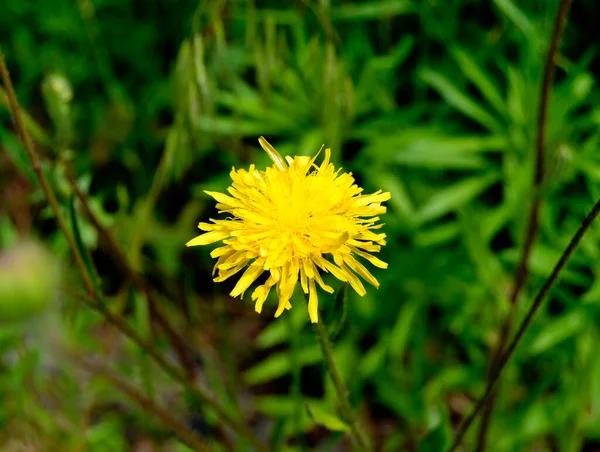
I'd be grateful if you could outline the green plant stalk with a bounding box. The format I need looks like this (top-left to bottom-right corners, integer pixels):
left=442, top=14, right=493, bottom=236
left=314, top=317, right=370, bottom=451
left=0, top=47, right=268, bottom=452
left=448, top=196, right=600, bottom=452
left=287, top=311, right=304, bottom=451
left=476, top=0, right=574, bottom=448
left=77, top=356, right=213, bottom=452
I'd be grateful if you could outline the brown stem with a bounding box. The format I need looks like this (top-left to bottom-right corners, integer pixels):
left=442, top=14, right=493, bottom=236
left=3, top=72, right=195, bottom=383
left=475, top=1, right=574, bottom=449
left=448, top=196, right=600, bottom=452
left=77, top=356, right=213, bottom=452
left=65, top=166, right=196, bottom=379
left=0, top=48, right=96, bottom=298
left=66, top=287, right=269, bottom=451
left=0, top=47, right=268, bottom=452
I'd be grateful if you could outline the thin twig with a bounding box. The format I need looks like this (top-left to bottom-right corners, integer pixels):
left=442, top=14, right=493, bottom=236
left=449, top=197, right=600, bottom=452
left=66, top=287, right=269, bottom=452
left=314, top=317, right=371, bottom=451
left=65, top=166, right=196, bottom=379
left=0, top=47, right=268, bottom=452
left=476, top=1, right=574, bottom=449
left=77, top=355, right=214, bottom=452
left=0, top=47, right=96, bottom=298
left=0, top=85, right=51, bottom=147
left=2, top=81, right=196, bottom=382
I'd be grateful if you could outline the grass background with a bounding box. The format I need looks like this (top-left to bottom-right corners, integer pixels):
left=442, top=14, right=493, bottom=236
left=2, top=0, right=600, bottom=450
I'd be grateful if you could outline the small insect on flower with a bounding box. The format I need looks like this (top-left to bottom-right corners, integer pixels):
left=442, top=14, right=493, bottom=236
left=187, top=137, right=391, bottom=323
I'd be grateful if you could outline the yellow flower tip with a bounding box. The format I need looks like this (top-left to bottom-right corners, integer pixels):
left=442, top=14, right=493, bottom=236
left=188, top=137, right=390, bottom=322
left=274, top=298, right=291, bottom=318
left=186, top=236, right=203, bottom=247
left=259, top=136, right=288, bottom=171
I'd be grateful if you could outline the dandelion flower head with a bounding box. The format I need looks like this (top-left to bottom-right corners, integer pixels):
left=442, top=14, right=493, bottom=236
left=187, top=137, right=390, bottom=323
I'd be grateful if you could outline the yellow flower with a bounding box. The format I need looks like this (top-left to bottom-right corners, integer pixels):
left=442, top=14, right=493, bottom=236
left=187, top=137, right=390, bottom=323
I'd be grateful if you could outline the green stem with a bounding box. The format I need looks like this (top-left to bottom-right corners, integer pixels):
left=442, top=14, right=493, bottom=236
left=288, top=311, right=304, bottom=450
left=314, top=317, right=370, bottom=451
left=448, top=196, right=600, bottom=452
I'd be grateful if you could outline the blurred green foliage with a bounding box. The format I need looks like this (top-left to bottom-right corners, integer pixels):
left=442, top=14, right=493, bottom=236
left=2, top=0, right=600, bottom=451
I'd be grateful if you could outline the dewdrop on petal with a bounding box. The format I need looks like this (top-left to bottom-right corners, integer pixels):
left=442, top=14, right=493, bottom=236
left=187, top=137, right=390, bottom=323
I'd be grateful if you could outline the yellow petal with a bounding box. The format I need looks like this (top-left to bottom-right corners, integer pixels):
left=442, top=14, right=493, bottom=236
left=210, top=246, right=233, bottom=258
left=308, top=278, right=319, bottom=323
left=353, top=249, right=388, bottom=269
left=300, top=265, right=309, bottom=293
left=252, top=276, right=275, bottom=313
left=259, top=136, right=288, bottom=171
left=187, top=231, right=230, bottom=247
left=343, top=254, right=380, bottom=288
left=230, top=262, right=264, bottom=298
left=274, top=297, right=289, bottom=318
left=337, top=262, right=366, bottom=296
left=214, top=263, right=247, bottom=282
left=319, top=259, right=348, bottom=282
left=353, top=191, right=391, bottom=207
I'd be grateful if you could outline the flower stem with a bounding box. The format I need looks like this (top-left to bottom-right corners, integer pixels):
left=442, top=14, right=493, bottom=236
left=448, top=196, right=600, bottom=452
left=314, top=317, right=371, bottom=451
left=288, top=311, right=305, bottom=451
left=476, top=0, right=574, bottom=448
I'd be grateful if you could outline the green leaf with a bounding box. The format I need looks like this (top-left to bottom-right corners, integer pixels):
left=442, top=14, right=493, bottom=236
left=493, top=0, right=537, bottom=41
left=394, top=149, right=486, bottom=169
left=413, top=221, right=461, bottom=247
left=305, top=403, right=350, bottom=432
left=449, top=46, right=506, bottom=116
left=244, top=345, right=321, bottom=385
left=458, top=207, right=507, bottom=298
left=414, top=172, right=499, bottom=225
left=374, top=171, right=415, bottom=221
left=527, top=310, right=588, bottom=356
left=256, top=396, right=318, bottom=417
left=366, top=130, right=506, bottom=169
left=418, top=421, right=450, bottom=452
left=389, top=300, right=419, bottom=357
left=419, top=68, right=503, bottom=132
left=359, top=331, right=388, bottom=378
left=331, top=1, right=414, bottom=21
left=375, top=375, right=419, bottom=418
left=68, top=193, right=97, bottom=289
left=256, top=305, right=307, bottom=349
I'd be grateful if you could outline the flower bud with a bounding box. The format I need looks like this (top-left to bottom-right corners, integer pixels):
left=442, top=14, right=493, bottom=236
left=0, top=241, right=60, bottom=323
